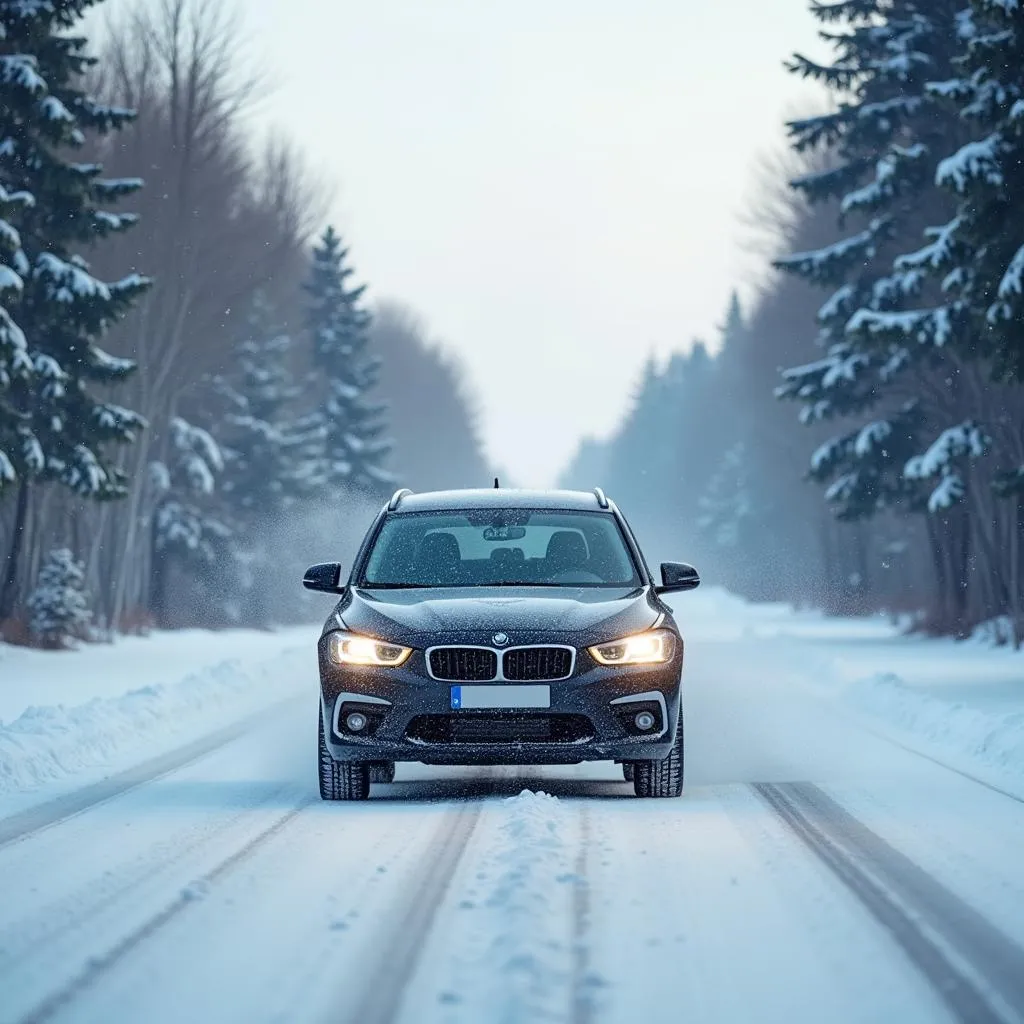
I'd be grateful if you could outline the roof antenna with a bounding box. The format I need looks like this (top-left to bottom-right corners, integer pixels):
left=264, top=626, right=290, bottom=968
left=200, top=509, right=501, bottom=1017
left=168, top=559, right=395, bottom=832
left=494, top=476, right=500, bottom=489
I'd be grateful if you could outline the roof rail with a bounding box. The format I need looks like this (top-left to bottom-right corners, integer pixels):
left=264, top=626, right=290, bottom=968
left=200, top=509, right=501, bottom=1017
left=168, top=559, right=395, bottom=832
left=388, top=487, right=413, bottom=511
left=593, top=487, right=609, bottom=509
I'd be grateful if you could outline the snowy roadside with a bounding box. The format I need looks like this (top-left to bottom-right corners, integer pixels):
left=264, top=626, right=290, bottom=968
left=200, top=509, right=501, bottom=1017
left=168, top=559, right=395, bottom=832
left=2, top=586, right=1023, bottom=818
left=0, top=625, right=318, bottom=814
left=835, top=671, right=1024, bottom=786
left=672, top=588, right=1024, bottom=789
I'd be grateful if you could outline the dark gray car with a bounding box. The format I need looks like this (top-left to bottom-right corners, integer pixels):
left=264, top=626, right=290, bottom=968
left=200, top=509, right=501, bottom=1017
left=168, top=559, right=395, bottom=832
left=303, top=487, right=700, bottom=800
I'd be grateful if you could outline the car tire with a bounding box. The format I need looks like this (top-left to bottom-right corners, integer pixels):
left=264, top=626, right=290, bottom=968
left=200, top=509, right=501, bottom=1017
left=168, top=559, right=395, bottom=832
left=622, top=763, right=635, bottom=782
left=633, top=712, right=684, bottom=798
left=369, top=761, right=396, bottom=784
left=318, top=706, right=370, bottom=801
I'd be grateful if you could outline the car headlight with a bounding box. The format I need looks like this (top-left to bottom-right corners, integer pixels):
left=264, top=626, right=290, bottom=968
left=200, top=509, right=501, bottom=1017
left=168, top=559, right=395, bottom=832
left=588, top=628, right=675, bottom=665
left=327, top=631, right=412, bottom=667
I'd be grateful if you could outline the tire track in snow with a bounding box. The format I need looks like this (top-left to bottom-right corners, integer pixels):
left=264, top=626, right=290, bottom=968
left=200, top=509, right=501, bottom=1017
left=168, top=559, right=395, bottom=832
left=0, top=781, right=300, bottom=980
left=858, top=724, right=1024, bottom=806
left=0, top=696, right=302, bottom=850
left=15, top=798, right=312, bottom=1024
left=756, top=782, right=1024, bottom=1024
left=339, top=770, right=501, bottom=1024
left=570, top=805, right=595, bottom=1024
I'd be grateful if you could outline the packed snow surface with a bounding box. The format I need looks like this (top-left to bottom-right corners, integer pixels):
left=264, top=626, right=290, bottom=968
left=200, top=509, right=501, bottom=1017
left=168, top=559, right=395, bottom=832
left=2, top=591, right=1021, bottom=808
left=0, top=588, right=1023, bottom=1023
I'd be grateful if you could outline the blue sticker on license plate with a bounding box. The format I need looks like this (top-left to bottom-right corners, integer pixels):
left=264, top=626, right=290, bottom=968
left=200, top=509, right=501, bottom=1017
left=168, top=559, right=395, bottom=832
left=450, top=685, right=551, bottom=710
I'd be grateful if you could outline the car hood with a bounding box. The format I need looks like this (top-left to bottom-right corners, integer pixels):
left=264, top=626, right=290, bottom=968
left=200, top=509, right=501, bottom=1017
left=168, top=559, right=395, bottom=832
left=331, top=585, right=664, bottom=647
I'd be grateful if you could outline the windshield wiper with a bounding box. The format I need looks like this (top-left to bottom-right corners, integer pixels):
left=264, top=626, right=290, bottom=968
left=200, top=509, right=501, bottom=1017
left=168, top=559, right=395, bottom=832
left=488, top=581, right=567, bottom=587
left=358, top=582, right=434, bottom=590
left=360, top=581, right=618, bottom=590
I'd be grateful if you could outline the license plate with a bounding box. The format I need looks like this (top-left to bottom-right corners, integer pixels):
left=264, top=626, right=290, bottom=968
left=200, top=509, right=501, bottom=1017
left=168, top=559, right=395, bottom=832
left=451, top=685, right=551, bottom=710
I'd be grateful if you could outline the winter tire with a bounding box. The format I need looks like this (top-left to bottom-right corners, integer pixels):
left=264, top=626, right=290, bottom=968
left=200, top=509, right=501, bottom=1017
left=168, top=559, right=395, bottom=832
left=318, top=706, right=370, bottom=801
left=622, top=763, right=635, bottom=782
left=633, top=711, right=684, bottom=798
left=369, top=761, right=396, bottom=784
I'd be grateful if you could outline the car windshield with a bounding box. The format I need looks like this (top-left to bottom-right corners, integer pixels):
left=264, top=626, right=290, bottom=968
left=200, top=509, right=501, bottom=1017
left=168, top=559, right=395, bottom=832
left=361, top=509, right=641, bottom=588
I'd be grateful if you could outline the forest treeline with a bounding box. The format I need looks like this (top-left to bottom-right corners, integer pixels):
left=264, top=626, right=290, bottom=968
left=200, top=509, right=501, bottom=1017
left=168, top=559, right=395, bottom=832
left=562, top=0, right=1024, bottom=645
left=5, top=0, right=1024, bottom=648
left=0, top=0, right=489, bottom=643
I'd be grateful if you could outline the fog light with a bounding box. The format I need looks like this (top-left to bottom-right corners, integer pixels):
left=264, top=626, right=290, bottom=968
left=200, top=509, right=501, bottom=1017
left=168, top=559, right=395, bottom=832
left=346, top=712, right=368, bottom=733
left=634, top=711, right=656, bottom=732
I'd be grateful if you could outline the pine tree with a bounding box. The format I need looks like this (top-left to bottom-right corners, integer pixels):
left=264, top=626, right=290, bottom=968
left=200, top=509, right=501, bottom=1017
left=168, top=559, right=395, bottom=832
left=717, top=291, right=747, bottom=400
left=27, top=547, right=92, bottom=648
left=774, top=0, right=969, bottom=521
left=903, top=1, right=1024, bottom=469
left=212, top=293, right=310, bottom=624
left=0, top=182, right=32, bottom=491
left=0, top=0, right=148, bottom=494
left=303, top=227, right=391, bottom=493
left=667, top=297, right=751, bottom=542
left=148, top=418, right=230, bottom=624
left=0, top=0, right=149, bottom=616
left=698, top=292, right=750, bottom=493
left=697, top=442, right=752, bottom=551
left=217, top=292, right=303, bottom=516
left=874, top=0, right=1024, bottom=641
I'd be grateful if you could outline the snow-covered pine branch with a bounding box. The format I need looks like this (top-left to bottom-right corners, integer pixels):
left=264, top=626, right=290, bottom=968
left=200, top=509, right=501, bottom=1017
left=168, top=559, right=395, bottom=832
left=904, top=422, right=990, bottom=513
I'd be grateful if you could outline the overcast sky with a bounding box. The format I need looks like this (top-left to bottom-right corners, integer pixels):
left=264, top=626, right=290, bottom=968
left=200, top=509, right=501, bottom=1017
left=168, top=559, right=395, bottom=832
left=237, top=2, right=823, bottom=484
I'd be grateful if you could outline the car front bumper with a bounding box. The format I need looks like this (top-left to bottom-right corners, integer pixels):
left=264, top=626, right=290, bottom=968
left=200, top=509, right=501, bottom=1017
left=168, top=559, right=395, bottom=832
left=318, top=643, right=683, bottom=766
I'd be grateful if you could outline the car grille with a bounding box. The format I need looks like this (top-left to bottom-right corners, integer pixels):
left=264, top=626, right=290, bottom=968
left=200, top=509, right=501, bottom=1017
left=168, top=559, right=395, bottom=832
left=428, top=647, right=498, bottom=681
left=406, top=713, right=593, bottom=744
left=503, top=647, right=574, bottom=681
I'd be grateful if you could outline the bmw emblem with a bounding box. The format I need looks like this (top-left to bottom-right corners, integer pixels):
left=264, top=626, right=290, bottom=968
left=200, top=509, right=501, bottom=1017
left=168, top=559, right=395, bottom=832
left=492, top=632, right=509, bottom=647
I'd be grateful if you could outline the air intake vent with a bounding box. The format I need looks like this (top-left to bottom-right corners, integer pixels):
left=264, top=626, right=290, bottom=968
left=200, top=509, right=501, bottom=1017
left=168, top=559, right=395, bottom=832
left=503, top=647, right=574, bottom=681
left=406, top=713, right=593, bottom=744
left=428, top=647, right=498, bottom=681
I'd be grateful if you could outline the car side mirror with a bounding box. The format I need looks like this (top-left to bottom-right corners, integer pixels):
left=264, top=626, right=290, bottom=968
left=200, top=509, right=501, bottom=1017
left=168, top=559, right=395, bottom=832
left=302, top=562, right=346, bottom=594
left=657, top=562, right=700, bottom=594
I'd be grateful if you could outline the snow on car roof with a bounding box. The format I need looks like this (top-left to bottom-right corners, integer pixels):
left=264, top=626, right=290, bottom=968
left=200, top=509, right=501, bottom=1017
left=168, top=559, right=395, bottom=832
left=392, top=488, right=610, bottom=513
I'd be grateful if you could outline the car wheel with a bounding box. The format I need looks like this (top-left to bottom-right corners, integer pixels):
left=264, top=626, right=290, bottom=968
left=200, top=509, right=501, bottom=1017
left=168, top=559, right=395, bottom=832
left=633, top=711, right=684, bottom=798
left=318, top=706, right=370, bottom=801
left=622, top=763, right=635, bottom=782
left=369, top=761, right=396, bottom=784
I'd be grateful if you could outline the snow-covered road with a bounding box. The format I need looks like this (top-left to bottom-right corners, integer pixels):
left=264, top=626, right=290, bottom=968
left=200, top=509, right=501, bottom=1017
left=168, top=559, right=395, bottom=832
left=2, top=593, right=1024, bottom=1024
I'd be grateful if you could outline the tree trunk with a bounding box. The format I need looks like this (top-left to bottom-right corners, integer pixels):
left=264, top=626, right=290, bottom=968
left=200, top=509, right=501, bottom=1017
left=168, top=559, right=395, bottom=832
left=148, top=498, right=172, bottom=629
left=1010, top=495, right=1023, bottom=648
left=925, top=515, right=947, bottom=632
left=0, top=480, right=30, bottom=620
left=953, top=510, right=971, bottom=637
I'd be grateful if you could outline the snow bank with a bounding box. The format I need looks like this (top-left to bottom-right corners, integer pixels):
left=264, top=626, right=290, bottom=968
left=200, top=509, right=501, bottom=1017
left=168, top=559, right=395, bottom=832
left=0, top=625, right=314, bottom=722
left=842, top=671, right=1024, bottom=781
left=968, top=616, right=1018, bottom=647
left=0, top=628, right=313, bottom=798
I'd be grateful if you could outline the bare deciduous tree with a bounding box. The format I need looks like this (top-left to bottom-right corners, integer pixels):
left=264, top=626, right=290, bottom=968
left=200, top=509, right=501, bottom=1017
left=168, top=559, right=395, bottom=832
left=8, top=0, right=326, bottom=629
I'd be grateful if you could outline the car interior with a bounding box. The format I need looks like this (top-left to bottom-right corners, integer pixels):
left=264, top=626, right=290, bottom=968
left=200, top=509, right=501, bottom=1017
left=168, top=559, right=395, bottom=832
left=370, top=525, right=637, bottom=587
